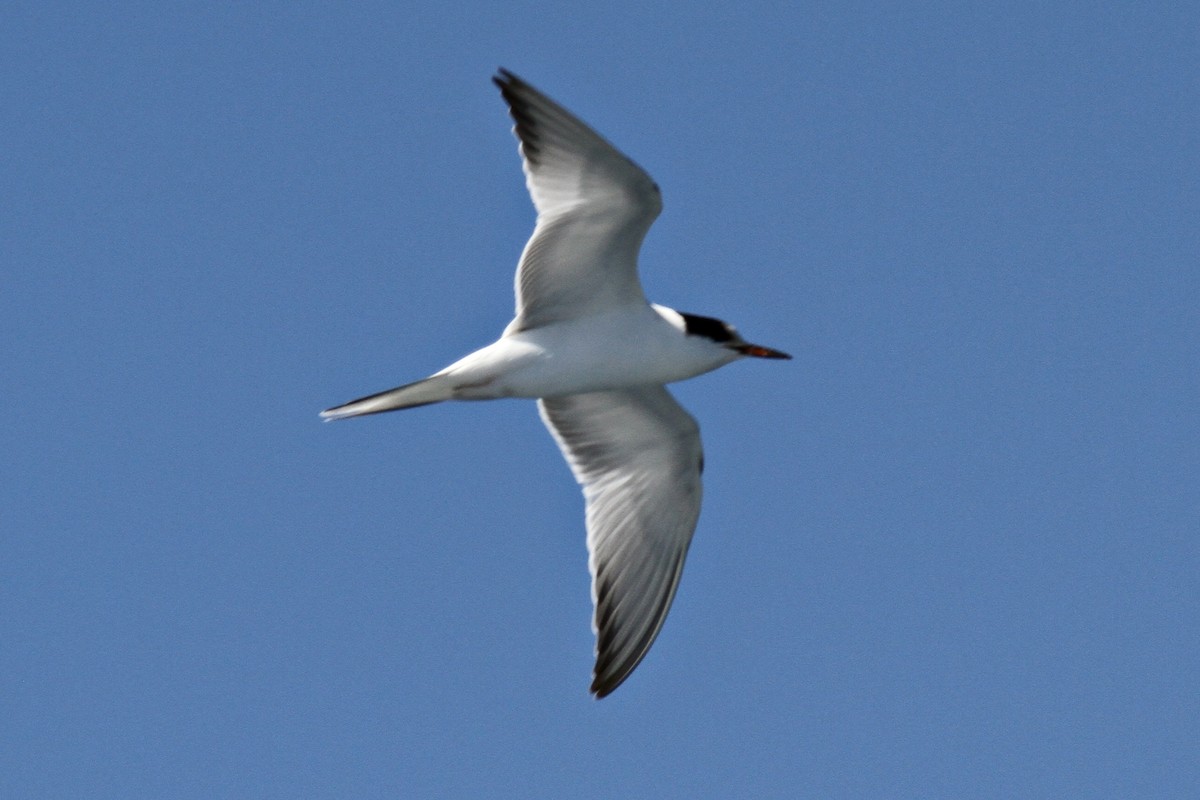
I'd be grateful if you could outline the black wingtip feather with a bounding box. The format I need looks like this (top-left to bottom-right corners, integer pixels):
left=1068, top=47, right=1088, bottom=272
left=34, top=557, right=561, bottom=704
left=589, top=550, right=689, bottom=699
left=493, top=68, right=545, bottom=164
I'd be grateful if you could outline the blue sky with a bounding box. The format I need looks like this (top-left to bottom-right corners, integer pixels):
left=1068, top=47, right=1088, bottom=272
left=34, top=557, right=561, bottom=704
left=4, top=2, right=1197, bottom=797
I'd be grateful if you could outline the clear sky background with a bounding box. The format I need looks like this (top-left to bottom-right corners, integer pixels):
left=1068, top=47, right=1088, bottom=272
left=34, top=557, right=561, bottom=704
left=4, top=2, right=1197, bottom=797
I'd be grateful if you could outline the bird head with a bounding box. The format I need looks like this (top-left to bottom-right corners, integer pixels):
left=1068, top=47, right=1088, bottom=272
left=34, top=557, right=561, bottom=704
left=677, top=311, right=792, bottom=360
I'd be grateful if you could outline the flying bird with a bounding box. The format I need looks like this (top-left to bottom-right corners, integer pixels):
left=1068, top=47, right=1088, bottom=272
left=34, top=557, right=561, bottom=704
left=322, top=69, right=790, bottom=697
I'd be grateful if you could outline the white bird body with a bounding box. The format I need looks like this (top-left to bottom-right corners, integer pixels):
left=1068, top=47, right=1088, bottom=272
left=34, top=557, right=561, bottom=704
left=322, top=70, right=789, bottom=697
left=444, top=305, right=741, bottom=400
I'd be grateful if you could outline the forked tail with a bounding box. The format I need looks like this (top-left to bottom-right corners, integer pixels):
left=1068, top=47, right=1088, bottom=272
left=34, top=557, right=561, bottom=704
left=320, top=374, right=455, bottom=421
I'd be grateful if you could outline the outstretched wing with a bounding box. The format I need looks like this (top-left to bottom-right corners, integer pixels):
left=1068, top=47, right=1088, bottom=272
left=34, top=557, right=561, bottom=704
left=494, top=69, right=662, bottom=331
left=539, top=386, right=703, bottom=697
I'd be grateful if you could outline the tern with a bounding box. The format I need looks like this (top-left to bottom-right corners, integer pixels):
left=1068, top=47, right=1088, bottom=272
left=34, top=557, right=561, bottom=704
left=322, top=69, right=790, bottom=697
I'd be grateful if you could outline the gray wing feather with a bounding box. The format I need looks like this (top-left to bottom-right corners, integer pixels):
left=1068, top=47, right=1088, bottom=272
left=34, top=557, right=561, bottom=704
left=538, top=386, right=703, bottom=697
left=493, top=69, right=662, bottom=330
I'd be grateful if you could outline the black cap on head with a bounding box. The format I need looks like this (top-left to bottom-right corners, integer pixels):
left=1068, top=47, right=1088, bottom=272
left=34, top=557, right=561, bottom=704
left=679, top=312, right=736, bottom=343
